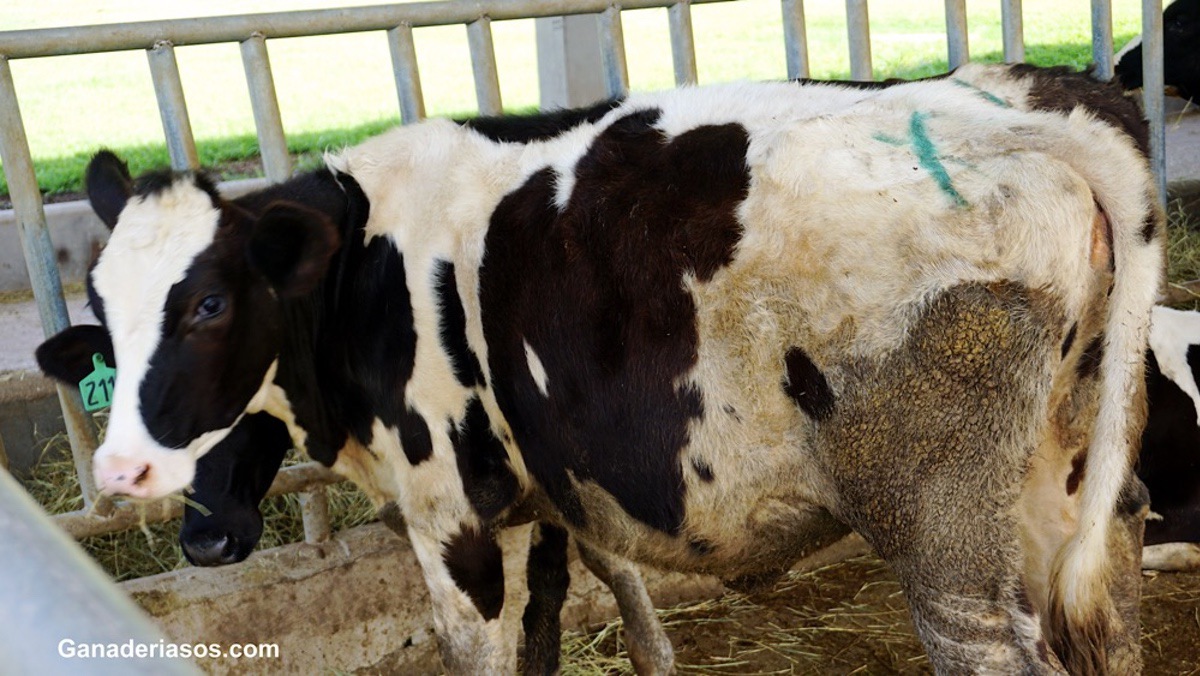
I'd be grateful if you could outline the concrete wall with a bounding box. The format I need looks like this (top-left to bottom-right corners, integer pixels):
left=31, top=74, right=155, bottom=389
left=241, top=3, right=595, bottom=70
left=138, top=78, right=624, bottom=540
left=0, top=371, right=64, bottom=476
left=0, top=178, right=267, bottom=292
left=123, top=522, right=733, bottom=674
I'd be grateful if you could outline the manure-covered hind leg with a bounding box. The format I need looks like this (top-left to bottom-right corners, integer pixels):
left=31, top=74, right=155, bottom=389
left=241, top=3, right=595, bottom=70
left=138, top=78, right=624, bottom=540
left=577, top=542, right=675, bottom=675
left=815, top=284, right=1071, bottom=673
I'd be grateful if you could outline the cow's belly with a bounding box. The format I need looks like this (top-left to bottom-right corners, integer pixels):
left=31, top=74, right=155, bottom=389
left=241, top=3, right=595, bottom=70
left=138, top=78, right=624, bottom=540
left=536, top=278, right=1074, bottom=584
left=558, top=428, right=846, bottom=579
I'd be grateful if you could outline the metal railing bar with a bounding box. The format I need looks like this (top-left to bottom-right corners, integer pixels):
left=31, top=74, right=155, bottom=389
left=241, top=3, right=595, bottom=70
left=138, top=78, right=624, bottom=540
left=300, top=488, right=333, bottom=544
left=1001, top=0, right=1024, bottom=63
left=0, top=57, right=105, bottom=510
left=781, top=0, right=810, bottom=79
left=1091, top=0, right=1114, bottom=81
left=240, top=34, right=292, bottom=183
left=845, top=0, right=872, bottom=81
left=146, top=42, right=199, bottom=171
left=0, top=0, right=734, bottom=60
left=467, top=17, right=503, bottom=115
left=944, top=0, right=968, bottom=70
left=387, top=24, right=427, bottom=124
left=58, top=385, right=107, bottom=512
left=599, top=5, right=630, bottom=99
left=668, top=2, right=698, bottom=86
left=1142, top=0, right=1166, bottom=205
left=0, top=469, right=200, bottom=675
left=53, top=462, right=343, bottom=540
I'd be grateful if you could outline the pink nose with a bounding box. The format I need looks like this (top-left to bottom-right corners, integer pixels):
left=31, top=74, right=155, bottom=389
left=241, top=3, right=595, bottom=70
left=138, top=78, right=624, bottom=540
left=95, top=458, right=152, bottom=497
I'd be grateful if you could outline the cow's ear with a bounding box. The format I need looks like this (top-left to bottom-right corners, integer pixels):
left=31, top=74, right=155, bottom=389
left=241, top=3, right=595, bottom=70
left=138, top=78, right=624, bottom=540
left=36, top=325, right=115, bottom=385
left=85, top=150, right=133, bottom=230
left=247, top=201, right=341, bottom=298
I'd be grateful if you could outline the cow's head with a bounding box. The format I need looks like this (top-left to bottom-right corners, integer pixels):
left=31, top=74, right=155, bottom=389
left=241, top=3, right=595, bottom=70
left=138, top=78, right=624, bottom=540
left=1115, top=0, right=1200, bottom=100
left=36, top=151, right=339, bottom=499
left=180, top=412, right=291, bottom=566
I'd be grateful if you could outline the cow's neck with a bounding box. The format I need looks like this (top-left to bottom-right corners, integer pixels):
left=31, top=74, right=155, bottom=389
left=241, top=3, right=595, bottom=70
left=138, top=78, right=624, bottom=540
left=259, top=123, right=522, bottom=475
left=247, top=168, right=385, bottom=467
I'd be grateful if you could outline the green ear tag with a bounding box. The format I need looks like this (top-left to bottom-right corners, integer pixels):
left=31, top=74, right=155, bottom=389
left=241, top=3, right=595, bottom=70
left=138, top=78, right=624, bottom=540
left=79, top=353, right=116, bottom=412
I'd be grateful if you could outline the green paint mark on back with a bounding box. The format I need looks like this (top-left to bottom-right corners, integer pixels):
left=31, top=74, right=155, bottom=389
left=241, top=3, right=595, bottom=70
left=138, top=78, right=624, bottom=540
left=952, top=78, right=1011, bottom=108
left=872, top=133, right=906, bottom=146
left=909, top=112, right=968, bottom=208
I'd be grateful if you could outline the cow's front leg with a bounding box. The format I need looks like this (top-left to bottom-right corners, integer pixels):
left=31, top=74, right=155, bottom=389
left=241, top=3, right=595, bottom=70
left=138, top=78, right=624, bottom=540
left=522, top=523, right=571, bottom=675
left=407, top=522, right=532, bottom=674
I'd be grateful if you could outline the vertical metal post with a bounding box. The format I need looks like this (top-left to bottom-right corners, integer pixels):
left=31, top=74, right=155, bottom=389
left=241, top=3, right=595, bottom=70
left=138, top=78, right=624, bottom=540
left=845, top=0, right=872, bottom=81
left=537, top=15, right=607, bottom=109
left=1001, top=0, right=1025, bottom=63
left=240, top=34, right=291, bottom=184
left=387, top=24, right=426, bottom=124
left=668, top=2, right=698, bottom=85
left=1142, top=0, right=1166, bottom=205
left=944, top=0, right=969, bottom=69
left=467, top=17, right=503, bottom=115
left=146, top=41, right=199, bottom=171
left=782, top=0, right=810, bottom=79
left=1091, top=0, right=1115, bottom=81
left=599, top=5, right=630, bottom=98
left=299, top=488, right=332, bottom=544
left=0, top=58, right=103, bottom=509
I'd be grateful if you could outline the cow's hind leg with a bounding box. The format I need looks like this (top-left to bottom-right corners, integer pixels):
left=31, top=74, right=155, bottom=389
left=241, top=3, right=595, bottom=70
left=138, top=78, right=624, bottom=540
left=817, top=283, right=1069, bottom=673
left=577, top=542, right=675, bottom=676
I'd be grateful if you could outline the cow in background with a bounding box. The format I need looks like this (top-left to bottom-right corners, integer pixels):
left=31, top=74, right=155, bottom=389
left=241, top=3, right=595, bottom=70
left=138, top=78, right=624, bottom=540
left=1141, top=306, right=1200, bottom=570
left=1115, top=0, right=1200, bottom=100
left=179, top=412, right=289, bottom=566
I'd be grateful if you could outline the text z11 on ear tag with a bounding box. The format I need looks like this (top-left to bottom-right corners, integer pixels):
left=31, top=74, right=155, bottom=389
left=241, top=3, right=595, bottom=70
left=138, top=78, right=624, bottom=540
left=79, top=353, right=116, bottom=412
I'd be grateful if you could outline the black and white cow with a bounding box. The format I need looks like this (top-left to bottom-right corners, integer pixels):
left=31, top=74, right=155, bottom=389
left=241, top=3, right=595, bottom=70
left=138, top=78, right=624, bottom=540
left=38, top=63, right=1164, bottom=673
left=1115, top=0, right=1200, bottom=100
left=1140, top=306, right=1200, bottom=571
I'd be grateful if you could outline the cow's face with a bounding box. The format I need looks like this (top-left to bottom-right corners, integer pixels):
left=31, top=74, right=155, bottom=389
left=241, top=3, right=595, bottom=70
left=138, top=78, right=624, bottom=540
left=36, top=151, right=339, bottom=499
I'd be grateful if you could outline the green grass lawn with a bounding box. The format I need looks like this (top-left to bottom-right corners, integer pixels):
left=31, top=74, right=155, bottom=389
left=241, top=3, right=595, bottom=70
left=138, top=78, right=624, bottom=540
left=0, top=0, right=1147, bottom=199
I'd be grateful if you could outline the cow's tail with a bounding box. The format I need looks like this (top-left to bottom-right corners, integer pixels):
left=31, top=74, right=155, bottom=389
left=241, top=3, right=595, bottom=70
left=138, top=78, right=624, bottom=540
left=1046, top=181, right=1163, bottom=673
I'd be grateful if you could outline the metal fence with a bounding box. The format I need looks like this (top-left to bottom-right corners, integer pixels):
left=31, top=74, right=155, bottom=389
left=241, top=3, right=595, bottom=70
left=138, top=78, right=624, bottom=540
left=0, top=0, right=1169, bottom=557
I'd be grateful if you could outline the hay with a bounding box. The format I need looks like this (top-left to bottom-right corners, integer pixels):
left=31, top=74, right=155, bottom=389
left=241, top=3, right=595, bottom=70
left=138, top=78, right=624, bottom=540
left=1164, top=200, right=1200, bottom=309
left=18, top=433, right=378, bottom=582
left=562, top=556, right=930, bottom=675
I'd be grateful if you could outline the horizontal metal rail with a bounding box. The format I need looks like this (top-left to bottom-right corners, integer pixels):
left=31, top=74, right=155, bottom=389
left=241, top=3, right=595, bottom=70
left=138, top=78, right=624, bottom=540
left=0, top=0, right=733, bottom=59
left=53, top=462, right=343, bottom=540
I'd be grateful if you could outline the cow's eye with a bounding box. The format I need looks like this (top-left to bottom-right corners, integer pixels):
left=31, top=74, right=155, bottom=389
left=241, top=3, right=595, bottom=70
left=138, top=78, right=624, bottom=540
left=196, top=295, right=227, bottom=321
